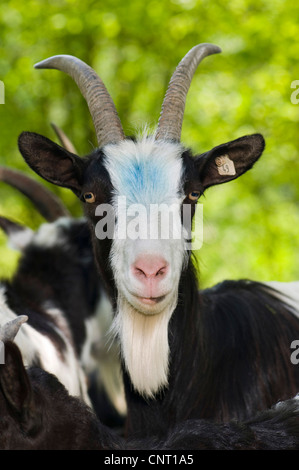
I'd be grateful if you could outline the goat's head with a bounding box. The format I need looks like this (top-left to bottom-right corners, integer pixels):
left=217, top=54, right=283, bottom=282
left=18, top=44, right=265, bottom=397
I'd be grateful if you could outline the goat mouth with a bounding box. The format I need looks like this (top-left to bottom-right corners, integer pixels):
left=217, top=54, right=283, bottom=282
left=119, top=288, right=176, bottom=315
left=134, top=295, right=166, bottom=305
left=122, top=288, right=172, bottom=314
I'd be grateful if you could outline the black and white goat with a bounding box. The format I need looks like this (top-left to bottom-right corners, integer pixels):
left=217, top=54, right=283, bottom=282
left=1, top=318, right=299, bottom=450
left=0, top=165, right=126, bottom=423
left=17, top=43, right=299, bottom=438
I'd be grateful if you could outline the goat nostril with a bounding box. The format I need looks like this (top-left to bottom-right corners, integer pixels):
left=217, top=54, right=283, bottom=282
left=156, top=267, right=167, bottom=277
left=132, top=257, right=169, bottom=281
left=134, top=267, right=146, bottom=278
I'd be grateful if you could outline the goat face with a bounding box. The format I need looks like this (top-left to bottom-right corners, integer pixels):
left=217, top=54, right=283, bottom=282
left=18, top=44, right=265, bottom=397
left=103, top=136, right=186, bottom=316
left=18, top=132, right=264, bottom=398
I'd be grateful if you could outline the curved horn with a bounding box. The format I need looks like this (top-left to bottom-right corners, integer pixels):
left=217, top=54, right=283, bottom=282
left=0, top=166, right=70, bottom=222
left=155, top=43, right=222, bottom=142
left=0, top=316, right=28, bottom=343
left=51, top=123, right=78, bottom=154
left=34, top=55, right=125, bottom=148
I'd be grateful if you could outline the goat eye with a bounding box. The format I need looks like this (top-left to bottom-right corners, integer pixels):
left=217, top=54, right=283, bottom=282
left=188, top=191, right=200, bottom=201
left=84, top=192, right=96, bottom=203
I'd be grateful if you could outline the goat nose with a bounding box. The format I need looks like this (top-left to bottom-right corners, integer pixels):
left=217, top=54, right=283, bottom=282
left=132, top=256, right=169, bottom=282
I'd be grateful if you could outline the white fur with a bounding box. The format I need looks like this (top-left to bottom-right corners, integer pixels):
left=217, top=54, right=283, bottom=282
left=274, top=393, right=299, bottom=410
left=103, top=135, right=187, bottom=396
left=110, top=294, right=176, bottom=398
left=4, top=217, right=74, bottom=252
left=43, top=302, right=91, bottom=404
left=8, top=227, right=34, bottom=250
left=32, top=216, right=75, bottom=248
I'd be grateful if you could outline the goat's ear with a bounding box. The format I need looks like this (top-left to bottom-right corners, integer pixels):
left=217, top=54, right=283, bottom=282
left=0, top=216, right=34, bottom=251
left=18, top=132, right=85, bottom=195
left=195, top=134, right=265, bottom=190
left=0, top=341, right=41, bottom=435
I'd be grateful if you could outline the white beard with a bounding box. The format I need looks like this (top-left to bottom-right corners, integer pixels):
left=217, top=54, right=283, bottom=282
left=110, top=293, right=177, bottom=398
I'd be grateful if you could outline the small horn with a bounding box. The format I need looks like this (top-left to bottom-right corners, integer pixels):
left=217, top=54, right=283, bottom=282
left=0, top=166, right=70, bottom=222
left=155, top=43, right=221, bottom=142
left=51, top=123, right=78, bottom=154
left=0, top=216, right=34, bottom=251
left=0, top=216, right=28, bottom=236
left=35, top=55, right=125, bottom=148
left=0, top=316, right=28, bottom=343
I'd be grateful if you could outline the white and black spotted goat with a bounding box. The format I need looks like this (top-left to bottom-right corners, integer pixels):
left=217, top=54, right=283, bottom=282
left=17, top=43, right=299, bottom=438
left=1, top=318, right=299, bottom=449
left=0, top=165, right=126, bottom=424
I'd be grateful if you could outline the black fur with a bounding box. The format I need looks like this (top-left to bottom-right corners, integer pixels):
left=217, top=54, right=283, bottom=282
left=1, top=341, right=299, bottom=450
left=122, top=263, right=299, bottom=437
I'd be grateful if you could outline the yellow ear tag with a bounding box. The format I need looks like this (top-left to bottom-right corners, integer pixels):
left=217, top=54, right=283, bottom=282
left=215, top=155, right=236, bottom=176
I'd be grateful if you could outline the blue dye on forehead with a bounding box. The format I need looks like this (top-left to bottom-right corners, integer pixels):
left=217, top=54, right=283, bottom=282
left=103, top=136, right=184, bottom=206
left=120, top=157, right=169, bottom=205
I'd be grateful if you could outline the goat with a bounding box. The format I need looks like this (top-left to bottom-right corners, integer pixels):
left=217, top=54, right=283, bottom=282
left=0, top=165, right=126, bottom=424
left=17, top=43, right=299, bottom=438
left=1, top=318, right=299, bottom=450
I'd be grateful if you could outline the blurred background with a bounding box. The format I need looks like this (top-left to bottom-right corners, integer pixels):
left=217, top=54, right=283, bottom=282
left=0, top=0, right=299, bottom=288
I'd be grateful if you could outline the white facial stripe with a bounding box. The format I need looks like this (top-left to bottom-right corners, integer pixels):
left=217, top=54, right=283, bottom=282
left=104, top=135, right=187, bottom=298
left=103, top=135, right=186, bottom=261
left=102, top=135, right=187, bottom=395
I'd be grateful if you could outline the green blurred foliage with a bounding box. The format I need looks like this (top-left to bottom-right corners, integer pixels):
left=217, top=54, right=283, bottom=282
left=0, top=0, right=299, bottom=287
